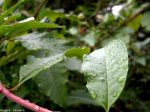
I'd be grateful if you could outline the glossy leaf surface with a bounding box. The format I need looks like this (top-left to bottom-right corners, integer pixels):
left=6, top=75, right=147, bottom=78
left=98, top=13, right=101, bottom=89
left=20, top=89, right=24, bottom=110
left=82, top=39, right=128, bottom=111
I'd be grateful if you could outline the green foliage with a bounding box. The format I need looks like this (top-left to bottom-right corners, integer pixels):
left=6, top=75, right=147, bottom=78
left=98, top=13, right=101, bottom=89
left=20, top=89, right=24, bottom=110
left=0, top=20, right=64, bottom=37
left=82, top=39, right=128, bottom=111
left=35, top=63, right=68, bottom=106
left=141, top=11, right=150, bottom=31
left=0, top=0, right=150, bottom=112
left=65, top=47, right=90, bottom=59
left=14, top=53, right=64, bottom=90
left=16, top=32, right=67, bottom=53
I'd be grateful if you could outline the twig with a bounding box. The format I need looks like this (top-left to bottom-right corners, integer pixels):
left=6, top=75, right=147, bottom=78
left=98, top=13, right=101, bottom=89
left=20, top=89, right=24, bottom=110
left=121, top=3, right=150, bottom=27
left=0, top=82, right=52, bottom=112
left=34, top=0, right=47, bottom=18
left=95, top=3, right=150, bottom=46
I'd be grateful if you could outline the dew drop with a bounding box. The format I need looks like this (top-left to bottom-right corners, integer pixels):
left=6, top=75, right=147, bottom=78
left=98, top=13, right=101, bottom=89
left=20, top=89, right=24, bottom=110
left=99, top=77, right=105, bottom=82
left=118, top=61, right=122, bottom=64
left=123, top=58, right=127, bottom=61
left=113, top=90, right=118, bottom=97
left=90, top=91, right=97, bottom=99
left=88, top=73, right=96, bottom=77
left=44, top=60, right=49, bottom=63
left=123, top=64, right=128, bottom=69
left=118, top=76, right=126, bottom=83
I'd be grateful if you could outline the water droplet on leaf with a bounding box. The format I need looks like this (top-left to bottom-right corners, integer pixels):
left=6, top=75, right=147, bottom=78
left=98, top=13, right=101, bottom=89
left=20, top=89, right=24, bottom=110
left=99, top=77, right=105, bottom=82
left=123, top=64, right=128, bottom=69
left=88, top=73, right=96, bottom=77
left=113, top=90, right=118, bottom=97
left=123, top=58, right=127, bottom=61
left=118, top=76, right=126, bottom=83
left=90, top=91, right=97, bottom=99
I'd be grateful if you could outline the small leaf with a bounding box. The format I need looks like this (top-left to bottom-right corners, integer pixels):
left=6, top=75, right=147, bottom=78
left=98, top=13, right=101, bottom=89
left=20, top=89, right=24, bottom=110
left=141, top=11, right=150, bottom=31
left=13, top=53, right=64, bottom=90
left=127, top=14, right=142, bottom=31
left=0, top=0, right=25, bottom=22
left=0, top=20, right=65, bottom=37
left=82, top=39, right=128, bottom=111
left=81, top=31, right=96, bottom=47
left=65, top=47, right=90, bottom=59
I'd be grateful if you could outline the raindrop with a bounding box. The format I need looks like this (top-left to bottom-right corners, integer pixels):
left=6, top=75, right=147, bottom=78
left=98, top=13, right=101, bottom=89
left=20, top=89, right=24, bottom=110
left=88, top=73, right=97, bottom=77
left=123, top=58, right=127, bottom=61
left=111, top=60, right=115, bottom=63
left=123, top=64, right=128, bottom=69
left=44, top=60, right=49, bottom=63
left=118, top=76, right=126, bottom=83
left=113, top=90, right=118, bottom=97
left=90, top=91, right=97, bottom=99
left=99, top=77, right=105, bottom=82
left=118, top=61, right=122, bottom=64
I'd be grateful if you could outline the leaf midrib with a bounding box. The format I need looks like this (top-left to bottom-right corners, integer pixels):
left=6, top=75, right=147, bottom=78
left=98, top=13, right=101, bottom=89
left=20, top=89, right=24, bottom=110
left=104, top=47, right=109, bottom=112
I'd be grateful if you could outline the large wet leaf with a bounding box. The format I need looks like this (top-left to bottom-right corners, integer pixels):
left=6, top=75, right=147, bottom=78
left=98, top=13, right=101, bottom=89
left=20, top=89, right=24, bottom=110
left=82, top=39, right=128, bottom=112
left=35, top=63, right=68, bottom=106
left=16, top=32, right=67, bottom=53
left=13, top=53, right=64, bottom=90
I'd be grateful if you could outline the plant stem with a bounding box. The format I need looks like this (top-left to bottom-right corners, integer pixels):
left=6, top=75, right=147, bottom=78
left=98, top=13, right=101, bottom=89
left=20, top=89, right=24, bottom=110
left=0, top=82, right=52, bottom=112
left=95, top=3, right=150, bottom=47
left=34, top=0, right=47, bottom=18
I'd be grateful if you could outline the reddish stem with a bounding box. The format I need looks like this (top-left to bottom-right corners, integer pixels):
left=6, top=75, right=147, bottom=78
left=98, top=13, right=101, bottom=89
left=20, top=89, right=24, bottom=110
left=0, top=83, right=52, bottom=112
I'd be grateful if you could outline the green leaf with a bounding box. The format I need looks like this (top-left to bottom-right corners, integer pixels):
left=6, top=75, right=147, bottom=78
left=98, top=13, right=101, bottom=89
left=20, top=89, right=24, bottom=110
left=0, top=20, right=65, bottom=37
left=16, top=32, right=67, bottom=53
left=82, top=39, right=128, bottom=112
left=103, top=13, right=115, bottom=24
left=0, top=0, right=25, bottom=22
left=65, top=57, right=82, bottom=72
left=127, top=14, right=142, bottom=31
left=65, top=47, right=90, bottom=59
left=141, top=11, right=150, bottom=31
left=38, top=9, right=64, bottom=22
left=81, top=31, right=96, bottom=47
left=67, top=89, right=95, bottom=106
left=13, top=53, right=64, bottom=90
left=35, top=63, right=68, bottom=106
